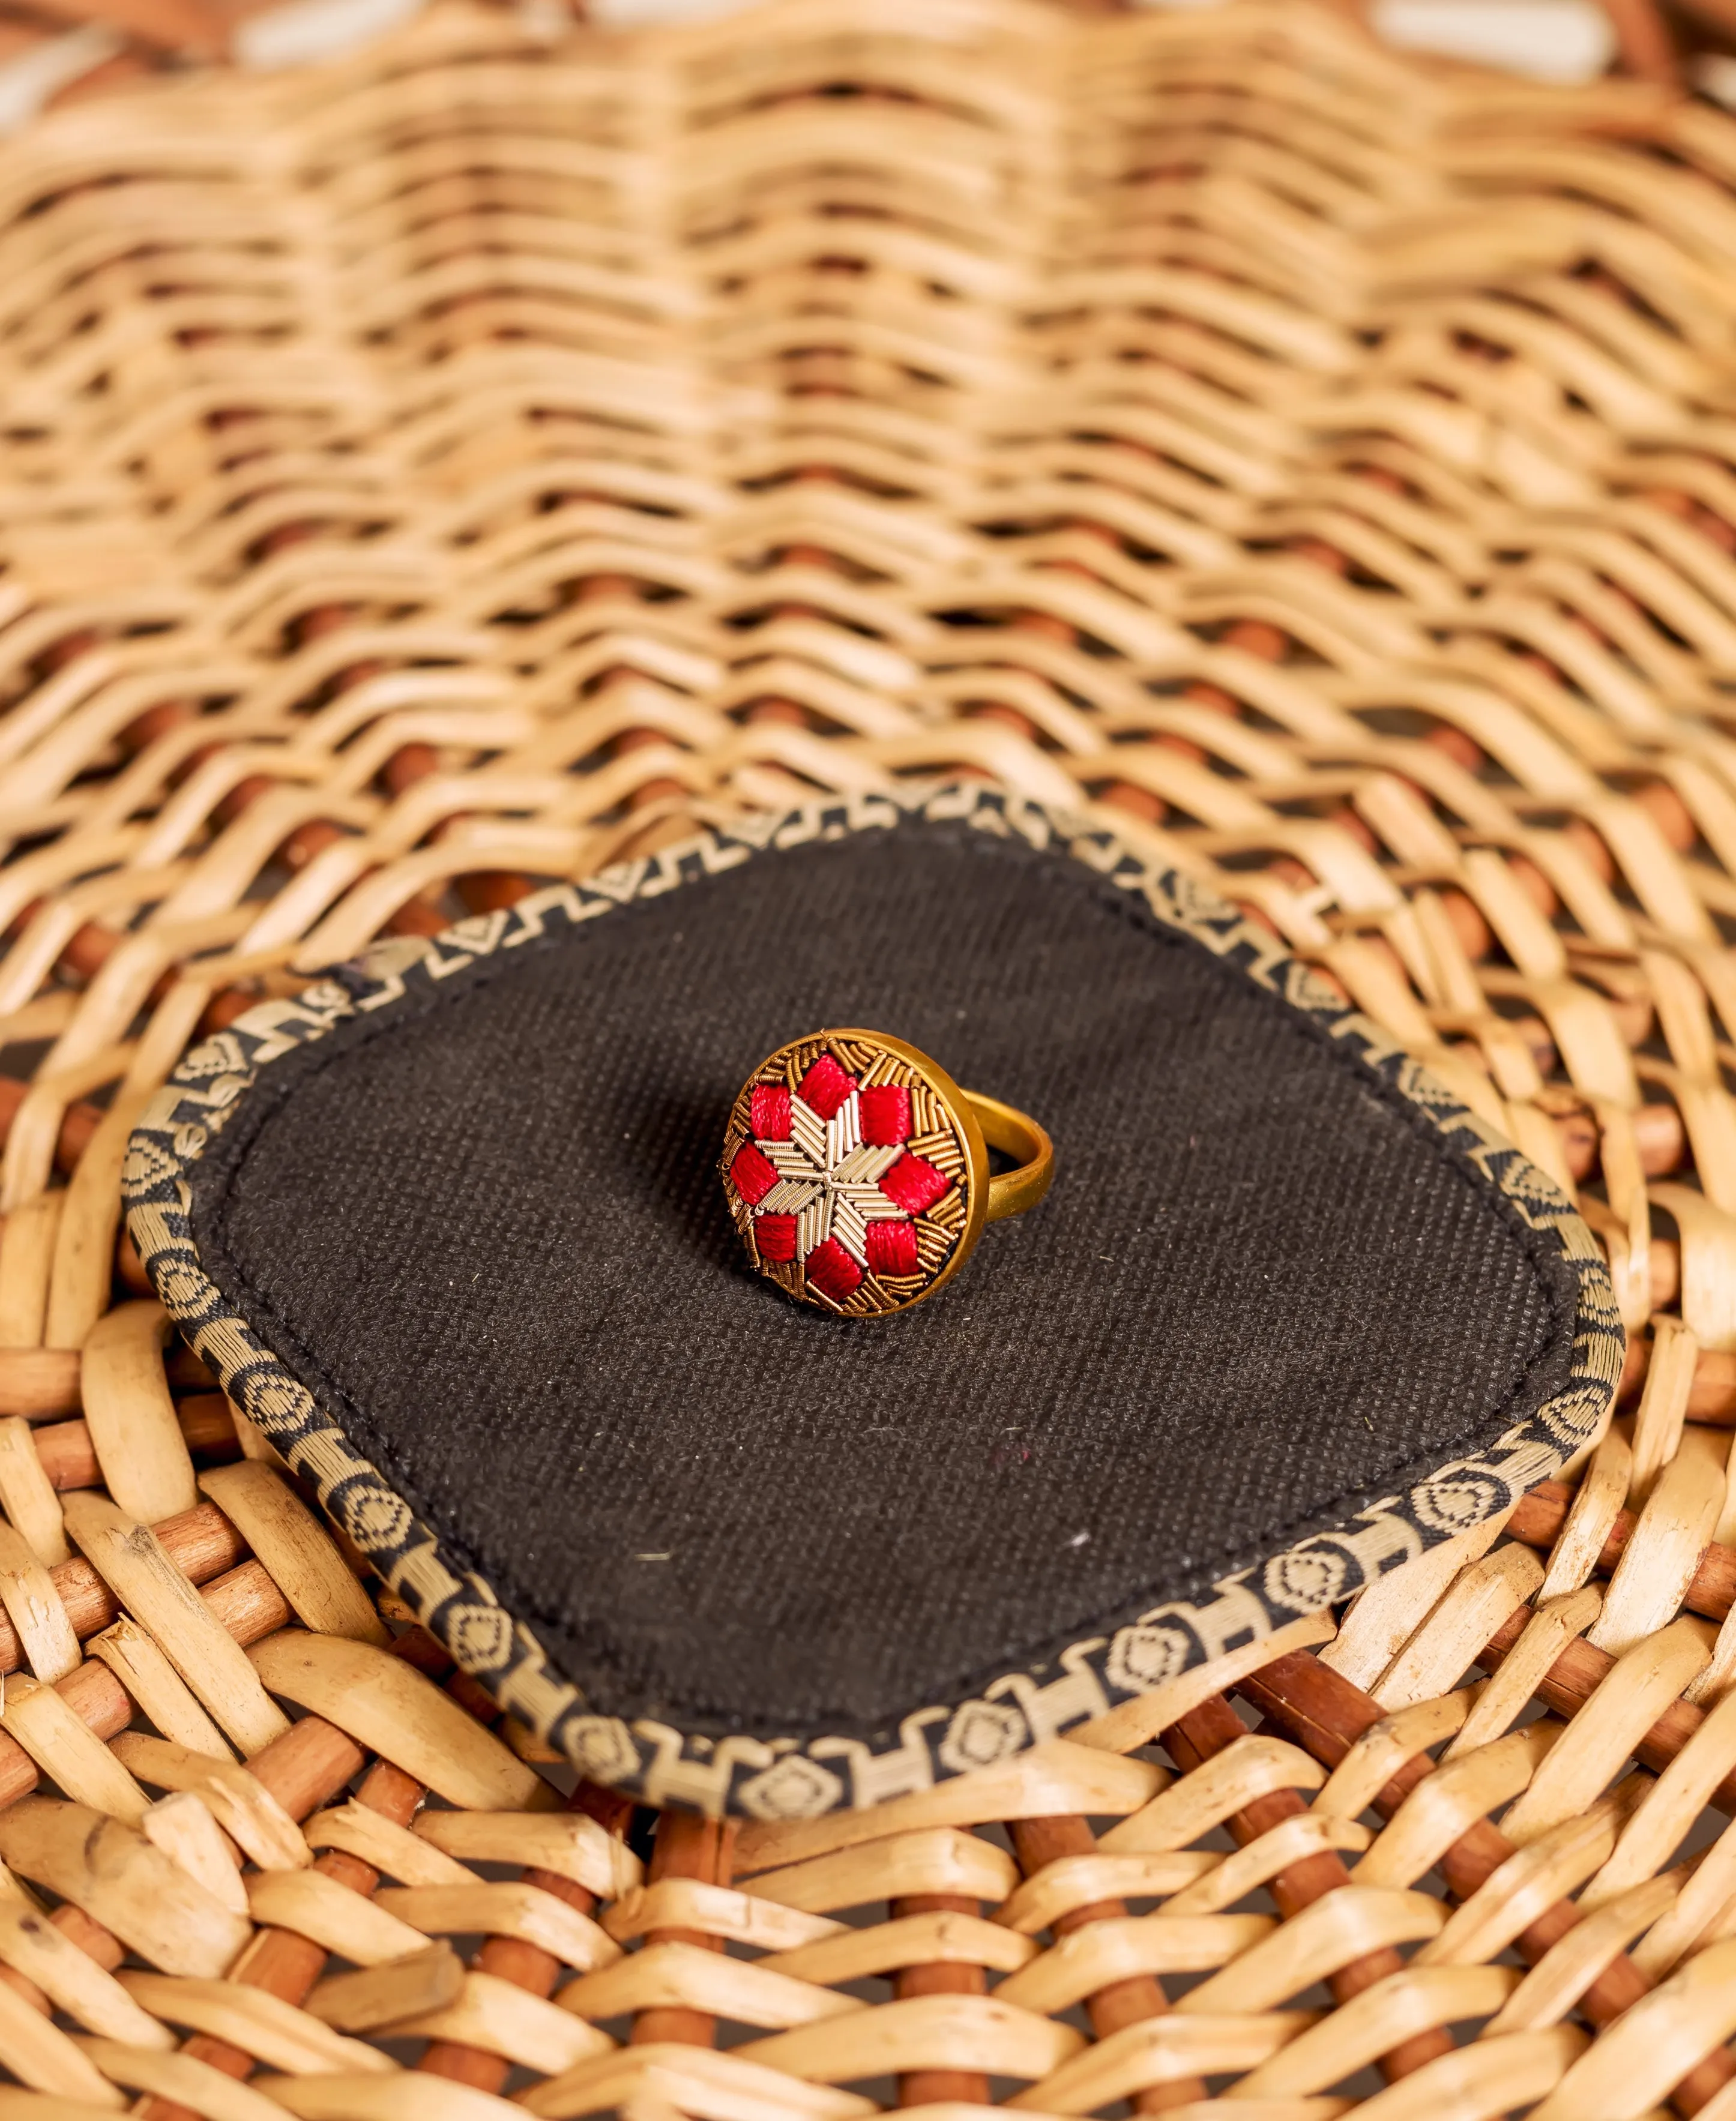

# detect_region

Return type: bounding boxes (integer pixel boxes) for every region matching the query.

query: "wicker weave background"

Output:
[10,0,1736,2113]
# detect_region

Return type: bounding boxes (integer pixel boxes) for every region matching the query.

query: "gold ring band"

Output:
[969,1089,1055,1226]
[721,1028,1054,1317]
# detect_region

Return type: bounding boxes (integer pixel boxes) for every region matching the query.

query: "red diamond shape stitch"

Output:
[730,1142,779,1207]
[879,1151,950,1216]
[750,1084,792,1140]
[858,1084,911,1146]
[755,1212,798,1263]
[797,1052,856,1122]
[865,1218,918,1278]
[805,1235,863,1303]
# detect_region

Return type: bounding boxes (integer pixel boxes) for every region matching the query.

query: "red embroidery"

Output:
[879,1151,950,1216]
[797,1053,855,1122]
[724,1035,969,1315]
[865,1218,918,1277]
[730,1142,779,1206]
[858,1085,911,1146]
[750,1085,791,1140]
[805,1236,863,1302]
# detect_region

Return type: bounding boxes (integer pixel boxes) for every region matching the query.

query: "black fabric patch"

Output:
[188,822,1573,1740]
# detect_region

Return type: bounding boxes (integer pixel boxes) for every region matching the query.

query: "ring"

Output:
[720,1027,1054,1317]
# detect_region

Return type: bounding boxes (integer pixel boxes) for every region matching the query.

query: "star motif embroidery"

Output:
[729,1056,951,1300]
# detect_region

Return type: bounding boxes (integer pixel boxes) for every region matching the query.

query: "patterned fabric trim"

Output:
[124,784,1623,1820]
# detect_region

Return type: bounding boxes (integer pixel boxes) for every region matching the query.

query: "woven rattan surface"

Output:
[13,0,1736,2113]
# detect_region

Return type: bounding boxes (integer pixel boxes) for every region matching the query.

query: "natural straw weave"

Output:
[11,0,1736,2113]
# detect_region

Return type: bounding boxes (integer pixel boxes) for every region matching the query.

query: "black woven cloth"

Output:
[184,813,1582,1744]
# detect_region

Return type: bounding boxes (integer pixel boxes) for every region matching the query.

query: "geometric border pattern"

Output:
[123,781,1624,1820]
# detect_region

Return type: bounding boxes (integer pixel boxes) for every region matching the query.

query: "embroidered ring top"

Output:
[720,1027,1054,1316]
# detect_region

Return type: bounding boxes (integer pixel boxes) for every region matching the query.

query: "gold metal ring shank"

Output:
[966,1091,1055,1224]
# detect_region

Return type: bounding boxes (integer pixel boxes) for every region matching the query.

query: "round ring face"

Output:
[722,1030,978,1316]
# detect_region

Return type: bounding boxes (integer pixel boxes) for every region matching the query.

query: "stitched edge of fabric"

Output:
[123,783,1623,1819]
[185,808,1579,1735]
